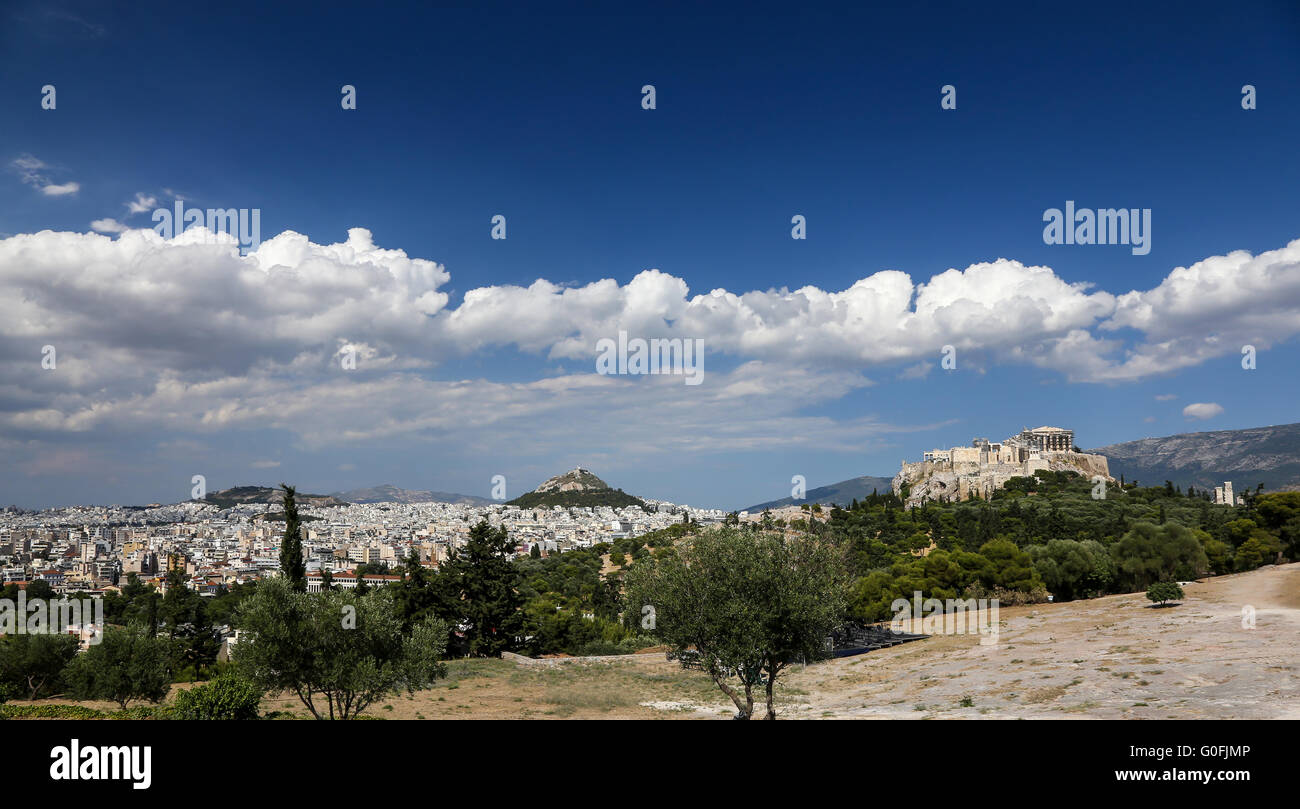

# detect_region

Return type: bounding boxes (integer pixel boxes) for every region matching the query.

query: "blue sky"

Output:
[1,0,1298,509]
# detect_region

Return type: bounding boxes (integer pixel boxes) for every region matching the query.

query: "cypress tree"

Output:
[279,483,307,592]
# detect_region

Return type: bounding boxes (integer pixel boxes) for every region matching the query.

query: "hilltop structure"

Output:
[894,426,1111,506]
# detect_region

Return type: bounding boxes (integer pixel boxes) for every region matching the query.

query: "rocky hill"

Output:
[199,486,346,509]
[1092,423,1300,493]
[508,468,647,510]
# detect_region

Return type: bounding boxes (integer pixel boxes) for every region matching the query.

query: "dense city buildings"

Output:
[0,496,726,601]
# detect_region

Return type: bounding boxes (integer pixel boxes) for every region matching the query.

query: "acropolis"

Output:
[893,426,1112,506]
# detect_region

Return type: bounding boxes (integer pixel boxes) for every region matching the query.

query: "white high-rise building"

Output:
[1214,481,1236,506]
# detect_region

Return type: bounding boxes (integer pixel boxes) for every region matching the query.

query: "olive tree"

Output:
[234,576,447,720]
[0,632,81,700]
[65,628,173,710]
[626,527,848,719]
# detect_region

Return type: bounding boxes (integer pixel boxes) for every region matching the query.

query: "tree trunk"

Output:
[764,673,777,719]
[709,670,751,719]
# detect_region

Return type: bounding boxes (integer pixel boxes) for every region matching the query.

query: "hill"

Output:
[331,484,493,506]
[1092,422,1300,493]
[199,485,347,509]
[508,468,647,510]
[743,475,895,512]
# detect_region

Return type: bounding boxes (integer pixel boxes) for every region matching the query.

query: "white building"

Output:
[1214,481,1236,506]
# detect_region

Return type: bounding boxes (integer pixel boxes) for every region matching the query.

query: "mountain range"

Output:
[742,475,896,512]
[1091,422,1300,493]
[199,486,347,509]
[330,484,494,506]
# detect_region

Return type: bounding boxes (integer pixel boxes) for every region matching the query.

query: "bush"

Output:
[1146,581,1184,606]
[169,673,264,720]
[0,703,168,720]
[1,704,111,719]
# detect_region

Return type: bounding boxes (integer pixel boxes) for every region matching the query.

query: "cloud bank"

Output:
[0,226,1295,453]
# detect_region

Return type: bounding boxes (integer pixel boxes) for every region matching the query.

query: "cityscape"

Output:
[0,481,727,605]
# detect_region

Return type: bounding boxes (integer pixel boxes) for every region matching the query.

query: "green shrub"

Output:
[0,703,171,719]
[169,673,263,720]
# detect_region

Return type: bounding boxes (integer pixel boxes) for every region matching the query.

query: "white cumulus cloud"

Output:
[1183,402,1224,420]
[90,218,127,234]
[0,226,1295,459]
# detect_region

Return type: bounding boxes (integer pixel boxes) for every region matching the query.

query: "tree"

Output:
[279,483,307,592]
[434,519,523,657]
[1028,539,1115,601]
[625,528,848,719]
[26,579,54,601]
[65,628,172,710]
[161,568,220,678]
[1234,534,1282,571]
[234,577,447,720]
[392,550,436,629]
[0,632,81,700]
[976,538,1041,592]
[1146,581,1184,607]
[1113,522,1208,590]
[1255,492,1300,560]
[1201,536,1233,574]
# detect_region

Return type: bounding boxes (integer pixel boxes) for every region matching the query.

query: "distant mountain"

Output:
[199,486,347,509]
[331,484,494,506]
[1092,423,1300,493]
[743,475,896,512]
[507,468,647,510]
